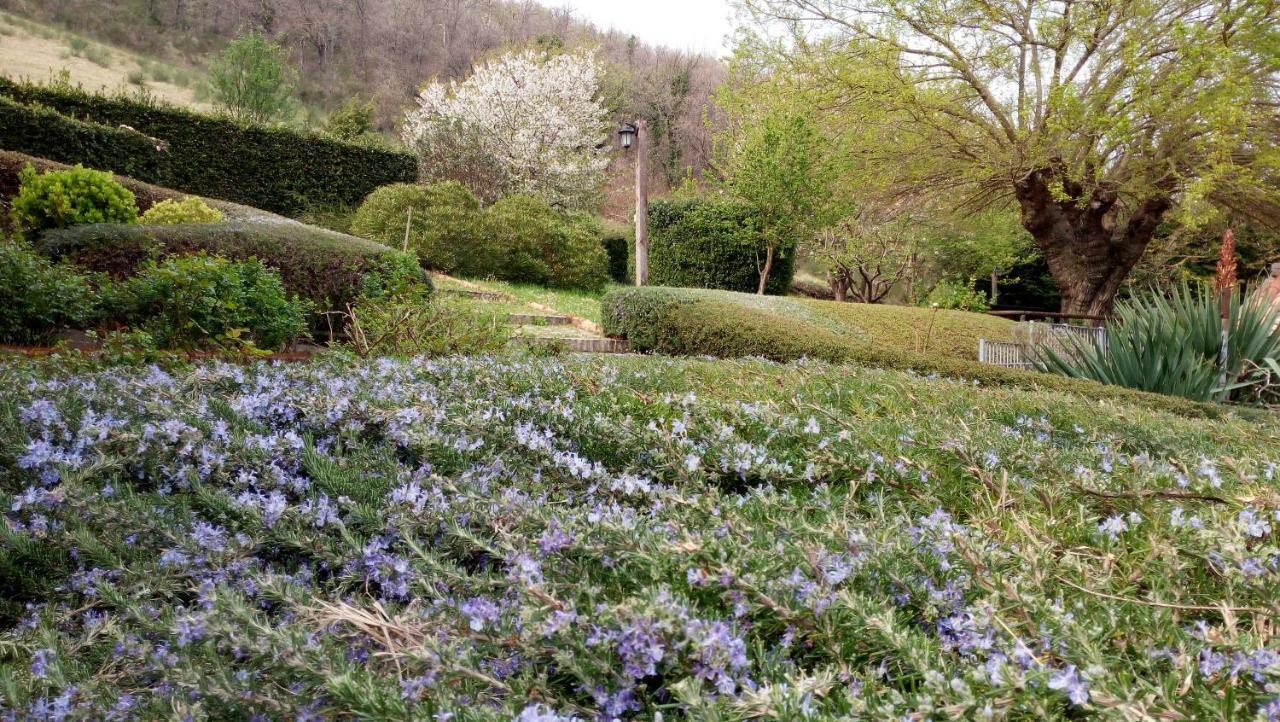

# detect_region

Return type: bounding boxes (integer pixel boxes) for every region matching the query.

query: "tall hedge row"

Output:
[647,199,795,295]
[0,96,169,182]
[0,78,417,216]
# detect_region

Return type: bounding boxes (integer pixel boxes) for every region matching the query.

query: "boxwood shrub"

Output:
[0,96,170,183]
[487,195,609,291]
[0,78,416,216]
[38,221,426,320]
[648,199,794,295]
[601,286,1217,416]
[9,164,138,237]
[350,182,491,275]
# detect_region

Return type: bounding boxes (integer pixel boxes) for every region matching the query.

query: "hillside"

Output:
[0,11,206,109]
[0,0,724,187]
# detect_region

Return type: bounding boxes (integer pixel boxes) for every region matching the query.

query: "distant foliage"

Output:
[403,48,610,209]
[209,31,297,123]
[1036,283,1280,402]
[0,78,416,216]
[647,199,792,294]
[350,182,489,275]
[923,279,992,313]
[486,195,608,291]
[112,253,308,350]
[0,239,99,342]
[140,197,223,225]
[0,95,170,183]
[9,164,137,237]
[583,216,631,283]
[324,96,377,142]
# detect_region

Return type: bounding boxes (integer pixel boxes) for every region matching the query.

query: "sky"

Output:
[551,0,737,57]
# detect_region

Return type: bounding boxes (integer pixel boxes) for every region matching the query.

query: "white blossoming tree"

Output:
[403,48,610,210]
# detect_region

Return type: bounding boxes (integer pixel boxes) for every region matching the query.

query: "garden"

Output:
[2,0,1280,718]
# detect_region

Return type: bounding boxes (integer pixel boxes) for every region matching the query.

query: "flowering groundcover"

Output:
[1,354,1278,720]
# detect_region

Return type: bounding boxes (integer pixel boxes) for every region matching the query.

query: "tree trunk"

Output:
[756,244,774,295]
[829,272,848,302]
[989,271,998,306]
[1014,168,1171,317]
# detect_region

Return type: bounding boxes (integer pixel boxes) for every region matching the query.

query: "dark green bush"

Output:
[350,182,490,274]
[0,239,99,343]
[9,164,138,237]
[38,221,426,320]
[487,195,608,291]
[0,96,170,182]
[576,215,630,283]
[647,199,794,294]
[601,286,1218,417]
[111,253,308,350]
[0,78,416,216]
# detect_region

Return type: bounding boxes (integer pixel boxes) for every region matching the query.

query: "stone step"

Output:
[507,313,575,326]
[516,336,629,353]
[440,288,506,301]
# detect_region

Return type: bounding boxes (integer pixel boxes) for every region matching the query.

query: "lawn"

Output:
[2,352,1278,719]
[440,277,627,326]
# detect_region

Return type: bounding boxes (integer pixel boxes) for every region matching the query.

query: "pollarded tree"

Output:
[403,47,611,211]
[740,0,1280,315]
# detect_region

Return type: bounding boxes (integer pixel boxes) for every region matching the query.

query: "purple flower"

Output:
[30,648,55,679]
[1047,664,1089,705]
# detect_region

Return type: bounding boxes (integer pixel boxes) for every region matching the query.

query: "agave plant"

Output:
[1035,282,1280,402]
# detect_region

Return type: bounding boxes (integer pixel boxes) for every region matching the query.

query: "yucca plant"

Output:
[1035,282,1280,402]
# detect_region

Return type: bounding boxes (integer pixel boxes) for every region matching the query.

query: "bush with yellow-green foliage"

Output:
[9,164,137,237]
[139,197,224,225]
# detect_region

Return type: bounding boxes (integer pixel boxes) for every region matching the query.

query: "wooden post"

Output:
[633,119,649,287]
[403,206,413,252]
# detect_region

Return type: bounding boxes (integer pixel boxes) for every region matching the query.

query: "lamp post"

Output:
[618,121,648,286]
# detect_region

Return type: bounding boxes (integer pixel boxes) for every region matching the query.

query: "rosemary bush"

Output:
[0,355,1277,719]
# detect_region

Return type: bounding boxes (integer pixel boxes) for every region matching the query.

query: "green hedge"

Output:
[0,150,280,221]
[601,286,1222,417]
[38,221,425,319]
[0,96,169,183]
[0,78,416,216]
[648,199,794,295]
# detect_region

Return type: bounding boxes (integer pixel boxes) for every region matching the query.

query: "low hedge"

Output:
[601,286,1222,417]
[38,221,425,318]
[648,199,795,295]
[0,96,169,183]
[0,78,416,216]
[0,150,282,222]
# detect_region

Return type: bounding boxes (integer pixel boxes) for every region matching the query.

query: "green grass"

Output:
[459,279,625,325]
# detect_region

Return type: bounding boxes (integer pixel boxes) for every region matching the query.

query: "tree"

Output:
[816,216,925,303]
[324,96,377,141]
[402,47,610,210]
[739,0,1280,315]
[716,107,836,294]
[209,31,297,124]
[925,210,1037,305]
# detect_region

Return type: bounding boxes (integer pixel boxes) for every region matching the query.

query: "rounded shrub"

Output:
[647,199,794,295]
[111,252,309,350]
[350,181,490,274]
[923,279,991,312]
[487,195,608,291]
[9,164,138,237]
[0,239,99,343]
[140,197,224,225]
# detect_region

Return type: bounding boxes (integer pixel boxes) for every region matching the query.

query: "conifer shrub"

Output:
[9,164,138,237]
[139,197,223,225]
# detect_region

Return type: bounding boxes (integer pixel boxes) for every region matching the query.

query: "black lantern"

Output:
[617,122,638,150]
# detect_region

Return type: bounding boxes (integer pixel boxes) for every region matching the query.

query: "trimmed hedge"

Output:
[0,96,169,183]
[0,78,416,216]
[601,286,1222,417]
[38,221,425,318]
[350,181,490,275]
[648,199,795,295]
[0,150,285,222]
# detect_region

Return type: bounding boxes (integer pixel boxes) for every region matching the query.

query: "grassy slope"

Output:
[0,11,207,109]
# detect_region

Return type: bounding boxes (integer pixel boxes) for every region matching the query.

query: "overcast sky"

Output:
[551,0,737,57]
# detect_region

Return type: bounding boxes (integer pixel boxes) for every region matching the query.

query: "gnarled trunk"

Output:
[1014,168,1171,317]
